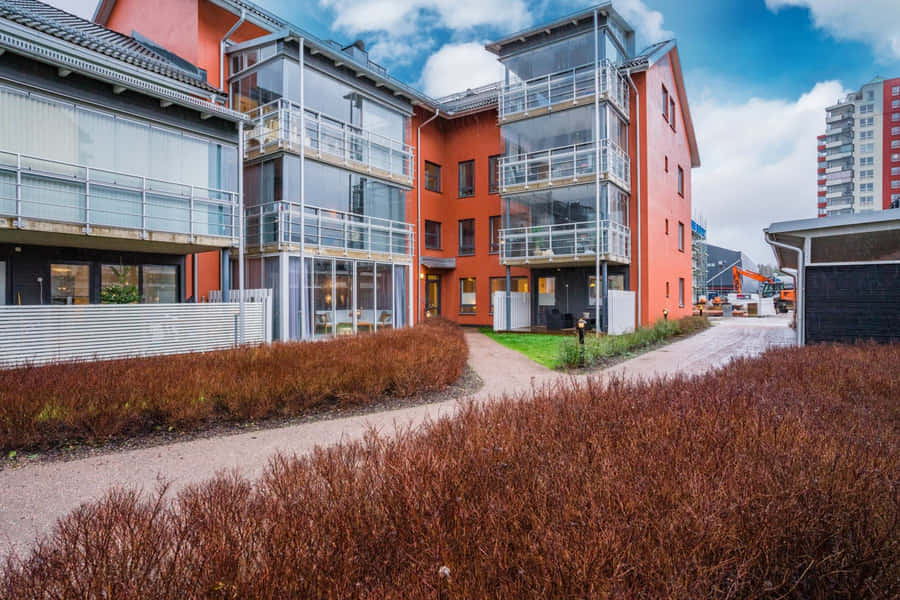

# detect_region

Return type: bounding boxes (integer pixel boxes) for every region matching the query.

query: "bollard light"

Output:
[663,308,669,321]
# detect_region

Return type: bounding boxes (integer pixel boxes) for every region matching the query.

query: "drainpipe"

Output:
[624,69,641,330]
[220,9,246,92]
[593,8,601,334]
[764,231,804,346]
[237,119,245,343]
[416,107,440,323]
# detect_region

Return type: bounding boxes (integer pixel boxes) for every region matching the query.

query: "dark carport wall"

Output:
[765,209,900,345]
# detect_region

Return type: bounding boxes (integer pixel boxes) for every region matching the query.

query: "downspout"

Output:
[624,69,641,329]
[237,119,245,343]
[764,231,803,346]
[416,107,440,323]
[593,8,601,334]
[220,9,246,92]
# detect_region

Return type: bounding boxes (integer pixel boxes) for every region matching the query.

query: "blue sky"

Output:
[52,0,900,262]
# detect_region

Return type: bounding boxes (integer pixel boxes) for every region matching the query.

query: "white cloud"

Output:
[419,41,504,98]
[766,0,900,60]
[692,80,849,264]
[318,0,532,36]
[613,0,672,46]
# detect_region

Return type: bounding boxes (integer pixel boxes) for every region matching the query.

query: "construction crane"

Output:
[732,266,795,313]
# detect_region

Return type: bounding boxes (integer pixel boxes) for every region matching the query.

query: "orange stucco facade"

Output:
[101,0,696,329]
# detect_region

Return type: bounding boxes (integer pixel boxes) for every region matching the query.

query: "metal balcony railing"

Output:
[0,150,238,244]
[498,220,630,264]
[499,60,629,121]
[244,99,414,185]
[245,201,414,258]
[499,139,630,193]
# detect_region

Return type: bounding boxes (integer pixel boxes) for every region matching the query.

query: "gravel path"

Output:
[0,316,794,560]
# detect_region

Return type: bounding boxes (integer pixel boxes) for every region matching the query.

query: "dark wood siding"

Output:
[805,263,900,343]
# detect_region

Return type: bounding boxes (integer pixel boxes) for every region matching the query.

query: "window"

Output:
[893,126,900,135]
[662,85,669,121]
[664,155,668,172]
[859,103,874,114]
[892,166,900,176]
[859,117,874,126]
[893,99,900,109]
[860,169,874,178]
[670,99,676,130]
[893,85,900,96]
[861,143,875,153]
[459,278,476,314]
[142,265,178,303]
[50,264,90,305]
[677,165,684,196]
[489,215,502,254]
[678,278,685,308]
[678,221,685,252]
[860,195,874,205]
[894,113,900,122]
[666,281,670,298]
[458,218,475,255]
[860,182,874,192]
[425,220,441,250]
[893,140,900,149]
[488,155,500,194]
[860,156,874,166]
[458,159,474,197]
[100,264,139,303]
[893,180,900,189]
[859,130,873,140]
[424,161,441,192]
[489,276,528,313]
[893,153,900,162]
[665,218,669,235]
[866,90,874,101]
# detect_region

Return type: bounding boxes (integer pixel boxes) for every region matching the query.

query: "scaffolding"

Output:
[691,216,708,303]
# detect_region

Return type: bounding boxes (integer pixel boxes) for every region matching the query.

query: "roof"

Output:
[625,40,700,168]
[1,0,219,94]
[485,2,633,55]
[433,82,501,117]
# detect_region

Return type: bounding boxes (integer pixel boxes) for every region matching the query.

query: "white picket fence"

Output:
[0,302,269,368]
[493,291,531,331]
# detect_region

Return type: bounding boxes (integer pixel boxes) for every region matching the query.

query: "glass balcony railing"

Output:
[498,220,630,264]
[245,201,414,258]
[499,139,630,193]
[499,60,629,121]
[244,99,414,185]
[0,150,238,244]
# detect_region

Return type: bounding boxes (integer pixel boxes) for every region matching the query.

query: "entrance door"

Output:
[425,274,441,317]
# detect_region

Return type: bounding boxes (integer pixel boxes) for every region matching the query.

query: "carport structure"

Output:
[765,209,900,345]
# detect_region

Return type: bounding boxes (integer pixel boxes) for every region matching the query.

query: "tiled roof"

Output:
[0,0,219,94]
[435,82,500,115]
[620,39,673,71]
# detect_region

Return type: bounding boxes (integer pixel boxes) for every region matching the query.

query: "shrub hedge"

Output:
[3,343,897,598]
[0,318,467,451]
[558,315,710,368]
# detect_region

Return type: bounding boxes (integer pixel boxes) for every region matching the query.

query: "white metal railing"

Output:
[0,302,268,368]
[826,112,853,124]
[499,139,630,192]
[245,201,414,258]
[498,220,630,263]
[244,99,414,184]
[0,150,239,244]
[499,60,629,121]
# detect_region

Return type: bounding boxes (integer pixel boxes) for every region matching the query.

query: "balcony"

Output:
[499,60,629,123]
[0,150,238,249]
[826,111,853,124]
[244,99,414,187]
[244,201,413,261]
[499,140,630,195]
[498,220,630,267]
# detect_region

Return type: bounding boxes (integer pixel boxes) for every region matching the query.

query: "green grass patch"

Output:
[478,327,566,369]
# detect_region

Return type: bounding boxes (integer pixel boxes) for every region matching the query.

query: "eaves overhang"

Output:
[0,18,250,124]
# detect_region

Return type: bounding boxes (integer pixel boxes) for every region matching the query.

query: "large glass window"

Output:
[502,105,595,155]
[231,60,286,113]
[458,219,475,255]
[142,265,178,303]
[538,276,556,306]
[489,276,528,313]
[50,264,90,305]
[459,277,476,314]
[100,264,139,304]
[376,264,393,328]
[313,259,334,335]
[458,160,475,197]
[489,155,500,194]
[334,260,353,333]
[303,161,405,221]
[503,32,594,82]
[505,185,597,227]
[425,220,442,249]
[356,262,375,332]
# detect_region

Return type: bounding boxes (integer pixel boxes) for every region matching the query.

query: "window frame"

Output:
[662,84,669,121]
[678,277,685,308]
[488,154,500,195]
[459,277,477,314]
[678,221,685,252]
[677,165,684,197]
[669,98,676,131]
[458,159,475,198]
[489,215,502,254]
[424,161,441,193]
[424,220,442,250]
[458,218,475,256]
[489,276,528,314]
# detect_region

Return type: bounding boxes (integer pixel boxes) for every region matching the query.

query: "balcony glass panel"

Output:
[500,139,630,192]
[498,220,630,263]
[503,32,594,82]
[503,105,595,155]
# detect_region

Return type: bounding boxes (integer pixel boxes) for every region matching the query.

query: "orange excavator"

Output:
[732,266,795,313]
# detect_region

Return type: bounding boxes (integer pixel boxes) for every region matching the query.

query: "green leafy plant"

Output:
[100,266,140,304]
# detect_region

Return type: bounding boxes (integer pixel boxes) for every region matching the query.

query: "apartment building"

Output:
[83,0,699,336]
[0,0,245,307]
[819,76,900,217]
